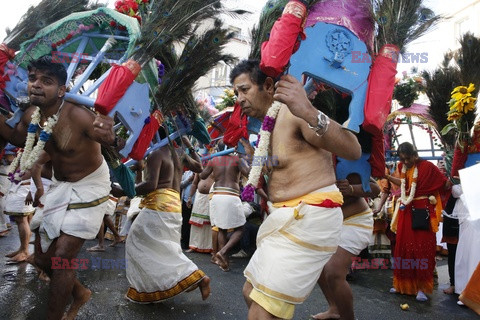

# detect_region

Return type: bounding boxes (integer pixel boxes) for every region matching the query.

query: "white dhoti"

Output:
[210,187,245,229]
[30,160,111,251]
[4,181,35,216]
[119,196,142,237]
[0,169,11,232]
[126,188,206,303]
[339,209,374,255]
[188,191,212,252]
[244,185,343,319]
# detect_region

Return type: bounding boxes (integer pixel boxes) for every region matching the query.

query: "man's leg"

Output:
[47,233,88,320]
[87,220,105,252]
[211,227,219,264]
[313,247,356,320]
[8,215,31,262]
[181,200,192,249]
[104,215,124,246]
[312,269,340,319]
[216,226,244,270]
[249,301,282,320]
[243,281,254,308]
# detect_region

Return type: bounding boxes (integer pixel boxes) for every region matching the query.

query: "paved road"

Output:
[0,226,477,320]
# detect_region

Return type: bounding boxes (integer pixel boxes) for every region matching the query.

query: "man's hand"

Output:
[336,179,354,196]
[33,188,44,207]
[187,197,193,208]
[93,114,115,145]
[273,75,317,123]
[25,192,33,206]
[239,138,255,157]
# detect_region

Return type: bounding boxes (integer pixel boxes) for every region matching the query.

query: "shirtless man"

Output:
[312,175,380,320]
[230,60,361,319]
[187,172,215,253]
[117,134,211,303]
[199,150,249,271]
[0,56,116,319]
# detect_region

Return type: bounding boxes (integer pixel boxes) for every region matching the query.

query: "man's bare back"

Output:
[207,155,241,191]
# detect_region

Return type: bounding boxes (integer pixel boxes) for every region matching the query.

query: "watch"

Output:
[307,110,330,136]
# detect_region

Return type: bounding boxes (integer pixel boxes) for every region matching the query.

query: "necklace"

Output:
[8,101,64,183]
[400,164,418,206]
[241,101,282,201]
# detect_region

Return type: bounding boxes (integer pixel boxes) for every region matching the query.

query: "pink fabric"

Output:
[305,0,374,51]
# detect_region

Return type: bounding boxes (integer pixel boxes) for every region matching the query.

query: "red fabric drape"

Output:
[451,143,468,178]
[369,133,385,178]
[129,110,164,160]
[363,44,399,136]
[0,44,15,90]
[260,0,307,78]
[223,102,248,147]
[94,59,141,115]
[398,160,446,196]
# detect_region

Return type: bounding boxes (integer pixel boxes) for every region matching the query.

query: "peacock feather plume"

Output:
[154,19,236,118]
[372,0,441,53]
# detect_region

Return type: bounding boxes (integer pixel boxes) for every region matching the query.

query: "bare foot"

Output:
[7,251,29,263]
[443,286,455,295]
[109,236,126,247]
[215,252,229,272]
[199,276,211,300]
[64,286,92,320]
[87,245,105,252]
[210,254,219,265]
[5,249,20,258]
[311,310,340,319]
[0,230,9,237]
[26,253,35,265]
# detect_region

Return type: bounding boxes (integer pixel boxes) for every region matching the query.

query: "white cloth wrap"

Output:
[189,191,210,225]
[4,182,34,215]
[30,160,111,251]
[244,185,343,305]
[339,209,374,256]
[126,207,200,297]
[210,194,245,229]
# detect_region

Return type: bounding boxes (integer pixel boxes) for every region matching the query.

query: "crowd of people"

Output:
[0,56,479,320]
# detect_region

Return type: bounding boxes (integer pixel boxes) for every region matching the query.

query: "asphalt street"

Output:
[0,226,477,320]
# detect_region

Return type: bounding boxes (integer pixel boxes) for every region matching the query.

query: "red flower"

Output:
[134,15,142,24]
[66,34,72,40]
[110,21,117,27]
[120,5,129,13]
[118,25,127,31]
[142,0,149,3]
[114,0,124,9]
[51,44,57,49]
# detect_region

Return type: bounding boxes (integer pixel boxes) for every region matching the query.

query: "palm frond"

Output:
[3,0,91,51]
[130,0,226,66]
[422,53,461,151]
[155,19,237,117]
[373,0,441,53]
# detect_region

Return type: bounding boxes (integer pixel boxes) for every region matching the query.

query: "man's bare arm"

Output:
[199,163,213,180]
[135,152,161,195]
[273,75,361,160]
[0,107,35,147]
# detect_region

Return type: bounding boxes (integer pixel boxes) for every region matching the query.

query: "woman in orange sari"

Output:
[387,142,450,301]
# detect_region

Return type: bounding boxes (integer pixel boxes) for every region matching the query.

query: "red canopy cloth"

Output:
[0,44,15,90]
[94,59,141,115]
[223,102,248,147]
[129,110,164,160]
[363,44,399,137]
[260,0,307,78]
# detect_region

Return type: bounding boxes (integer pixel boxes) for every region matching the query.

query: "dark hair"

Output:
[397,142,418,157]
[28,56,67,86]
[229,59,267,88]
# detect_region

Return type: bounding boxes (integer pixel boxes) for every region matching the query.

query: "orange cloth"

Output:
[460,262,480,315]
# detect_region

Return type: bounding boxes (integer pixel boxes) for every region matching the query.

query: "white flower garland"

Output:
[8,102,63,183]
[400,164,418,206]
[241,101,282,201]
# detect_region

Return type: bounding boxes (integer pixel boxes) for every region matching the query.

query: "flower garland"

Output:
[241,101,282,201]
[8,102,63,183]
[399,164,418,206]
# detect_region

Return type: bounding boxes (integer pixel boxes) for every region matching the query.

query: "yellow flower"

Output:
[451,83,475,100]
[463,98,476,113]
[447,111,462,121]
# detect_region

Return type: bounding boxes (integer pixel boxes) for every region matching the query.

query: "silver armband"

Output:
[307,110,330,136]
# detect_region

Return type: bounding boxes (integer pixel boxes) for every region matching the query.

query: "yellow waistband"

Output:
[140,188,181,213]
[272,191,343,208]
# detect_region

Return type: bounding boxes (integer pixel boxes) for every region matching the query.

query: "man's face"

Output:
[27,68,65,108]
[398,153,418,169]
[232,73,273,119]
